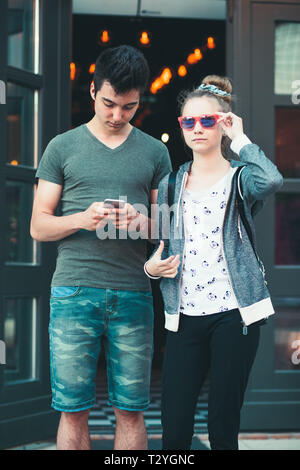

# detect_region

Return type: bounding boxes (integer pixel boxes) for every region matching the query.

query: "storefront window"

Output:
[5,180,35,264]
[275,107,300,178]
[4,297,37,383]
[274,22,300,95]
[275,302,300,370]
[275,193,300,265]
[6,82,36,167]
[7,0,39,74]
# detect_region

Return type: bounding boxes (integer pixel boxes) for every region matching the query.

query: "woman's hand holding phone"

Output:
[146,240,180,278]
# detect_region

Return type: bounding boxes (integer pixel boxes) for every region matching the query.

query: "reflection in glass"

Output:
[7,0,37,73]
[7,82,35,167]
[275,194,300,265]
[275,22,300,95]
[4,297,36,383]
[275,107,300,178]
[5,181,34,263]
[275,304,300,370]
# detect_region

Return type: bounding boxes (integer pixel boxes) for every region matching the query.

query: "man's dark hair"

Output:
[93,45,150,96]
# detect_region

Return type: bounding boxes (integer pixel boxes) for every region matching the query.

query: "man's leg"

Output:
[57,409,91,450]
[113,408,147,450]
[49,286,106,450]
[105,289,154,450]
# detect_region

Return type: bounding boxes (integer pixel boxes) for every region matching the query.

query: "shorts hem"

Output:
[107,399,150,412]
[51,399,95,413]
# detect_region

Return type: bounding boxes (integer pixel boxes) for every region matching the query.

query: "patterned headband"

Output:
[198,83,231,97]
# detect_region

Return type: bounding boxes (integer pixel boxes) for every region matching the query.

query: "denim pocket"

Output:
[50,286,81,299]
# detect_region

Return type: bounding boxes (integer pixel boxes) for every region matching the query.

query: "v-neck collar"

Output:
[82,123,136,153]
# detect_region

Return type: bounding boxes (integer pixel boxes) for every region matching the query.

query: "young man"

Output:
[30,45,172,450]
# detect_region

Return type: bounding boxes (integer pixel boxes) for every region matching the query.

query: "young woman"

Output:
[144,75,283,450]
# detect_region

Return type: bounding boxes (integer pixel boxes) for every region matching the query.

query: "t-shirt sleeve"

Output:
[151,144,173,190]
[35,137,63,185]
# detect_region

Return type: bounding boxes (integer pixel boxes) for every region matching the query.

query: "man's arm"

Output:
[30,179,110,242]
[30,179,83,242]
[140,188,158,244]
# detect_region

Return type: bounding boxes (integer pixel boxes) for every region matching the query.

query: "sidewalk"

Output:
[7,433,300,450]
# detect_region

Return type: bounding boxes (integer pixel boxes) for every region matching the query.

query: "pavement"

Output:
[7,433,300,450]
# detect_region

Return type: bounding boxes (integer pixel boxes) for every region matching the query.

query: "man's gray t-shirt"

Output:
[36,124,172,291]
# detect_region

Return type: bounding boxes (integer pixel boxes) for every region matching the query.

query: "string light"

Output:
[161,68,172,84]
[178,65,187,77]
[150,68,172,94]
[207,37,216,49]
[99,30,110,44]
[150,41,216,93]
[187,53,197,65]
[70,62,76,81]
[139,31,150,46]
[194,48,203,60]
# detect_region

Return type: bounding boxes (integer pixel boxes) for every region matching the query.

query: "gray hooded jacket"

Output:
[145,136,284,332]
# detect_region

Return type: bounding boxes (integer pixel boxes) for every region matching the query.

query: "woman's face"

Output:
[180,97,224,155]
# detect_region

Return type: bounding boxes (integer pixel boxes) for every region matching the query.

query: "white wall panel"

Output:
[73,0,138,16]
[73,0,226,19]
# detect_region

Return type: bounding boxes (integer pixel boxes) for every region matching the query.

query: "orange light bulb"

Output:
[178,65,187,77]
[187,53,197,65]
[100,30,110,43]
[70,62,76,81]
[140,31,150,45]
[207,37,216,49]
[194,48,203,60]
[161,67,172,84]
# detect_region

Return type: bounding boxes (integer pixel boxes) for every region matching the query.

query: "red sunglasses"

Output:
[178,114,221,130]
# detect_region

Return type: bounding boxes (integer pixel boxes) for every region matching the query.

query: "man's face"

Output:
[91,80,140,133]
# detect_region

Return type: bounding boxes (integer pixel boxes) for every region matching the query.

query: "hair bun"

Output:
[202,75,232,96]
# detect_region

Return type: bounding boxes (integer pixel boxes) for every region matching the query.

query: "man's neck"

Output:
[86,117,133,148]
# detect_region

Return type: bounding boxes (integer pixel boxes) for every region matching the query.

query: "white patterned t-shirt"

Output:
[179,166,239,316]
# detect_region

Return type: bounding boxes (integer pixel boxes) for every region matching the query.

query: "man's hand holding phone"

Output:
[79,201,113,231]
[79,199,143,233]
[104,200,141,231]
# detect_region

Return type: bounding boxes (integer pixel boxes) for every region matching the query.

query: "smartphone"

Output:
[103,199,126,209]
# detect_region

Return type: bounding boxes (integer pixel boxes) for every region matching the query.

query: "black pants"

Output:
[161,308,260,450]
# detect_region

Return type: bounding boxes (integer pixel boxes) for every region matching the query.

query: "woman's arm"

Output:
[218,112,284,205]
[231,134,284,203]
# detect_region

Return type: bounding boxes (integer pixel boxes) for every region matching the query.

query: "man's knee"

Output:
[61,408,90,422]
[113,407,144,424]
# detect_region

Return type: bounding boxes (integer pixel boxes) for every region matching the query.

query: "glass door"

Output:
[241,1,300,430]
[0,0,72,448]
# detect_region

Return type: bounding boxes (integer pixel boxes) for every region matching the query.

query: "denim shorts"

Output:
[49,286,154,413]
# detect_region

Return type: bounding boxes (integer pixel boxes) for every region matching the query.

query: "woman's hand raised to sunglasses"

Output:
[145,240,180,278]
[216,111,244,141]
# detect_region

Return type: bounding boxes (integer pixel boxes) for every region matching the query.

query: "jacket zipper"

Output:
[176,175,187,317]
[236,184,268,287]
[220,177,249,336]
[219,215,248,335]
